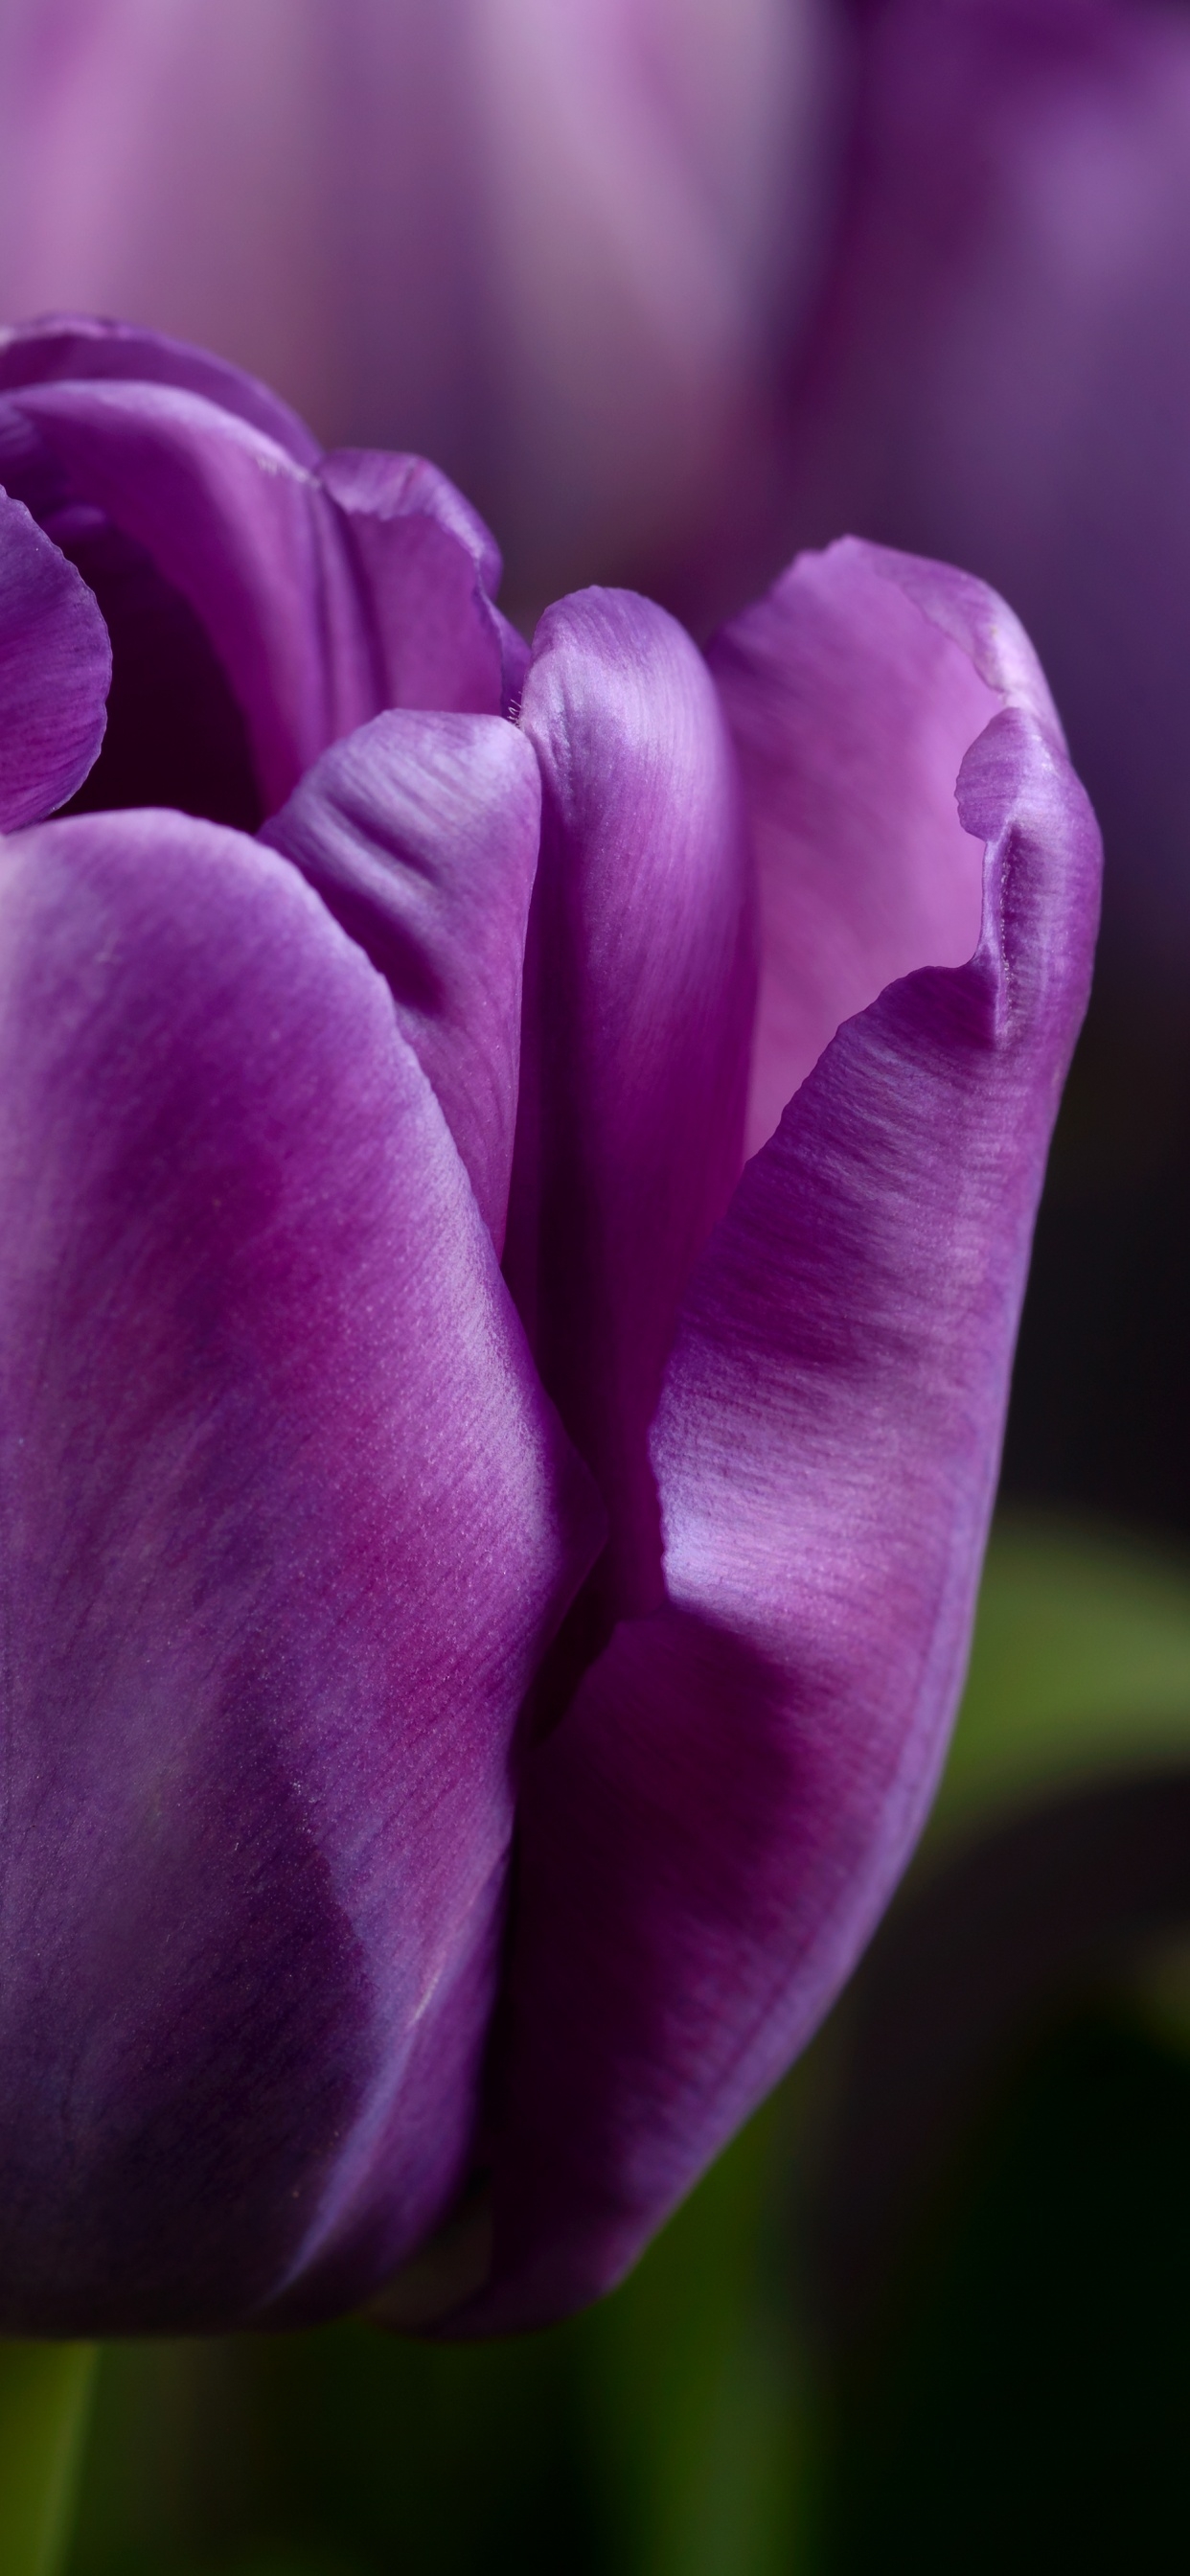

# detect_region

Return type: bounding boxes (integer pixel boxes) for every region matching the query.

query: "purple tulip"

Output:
[0,317,1098,2336]
[761,0,1190,974]
[0,0,840,620]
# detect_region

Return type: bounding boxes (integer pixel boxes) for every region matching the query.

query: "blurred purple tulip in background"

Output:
[0,0,1179,968]
[0,0,841,621]
[767,0,1190,981]
[0,319,1097,2335]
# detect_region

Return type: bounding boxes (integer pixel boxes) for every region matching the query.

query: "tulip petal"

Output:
[318,449,510,718]
[321,446,503,602]
[0,398,263,830]
[4,380,507,812]
[0,483,109,826]
[0,806,601,2334]
[0,310,322,463]
[459,550,1100,2332]
[709,536,1003,1154]
[4,378,363,808]
[506,587,755,1624]
[263,709,540,1251]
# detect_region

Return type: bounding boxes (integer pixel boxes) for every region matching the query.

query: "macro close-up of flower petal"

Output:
[0,317,1100,2346]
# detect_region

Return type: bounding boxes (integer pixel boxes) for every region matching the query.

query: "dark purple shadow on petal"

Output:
[505,587,755,1633]
[2,377,367,811]
[263,709,540,1250]
[0,1684,372,2339]
[5,382,514,814]
[452,554,1101,2336]
[462,1606,810,2326]
[0,396,261,828]
[57,516,262,829]
[266,1864,509,2330]
[0,481,109,828]
[0,807,600,2334]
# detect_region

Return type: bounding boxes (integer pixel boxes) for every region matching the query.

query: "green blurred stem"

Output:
[0,2343,97,2576]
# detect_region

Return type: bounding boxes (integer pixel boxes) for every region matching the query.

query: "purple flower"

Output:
[0,318,1098,2336]
[762,0,1190,975]
[0,0,838,617]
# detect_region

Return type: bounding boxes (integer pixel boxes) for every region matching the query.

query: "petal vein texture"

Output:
[0,807,600,2334]
[462,542,1100,2332]
[0,481,109,825]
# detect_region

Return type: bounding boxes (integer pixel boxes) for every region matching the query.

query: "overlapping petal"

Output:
[0,480,109,825]
[0,2,837,616]
[462,546,1100,2332]
[708,536,999,1153]
[0,288,1103,2349]
[317,448,516,720]
[0,805,600,2334]
[4,377,361,809]
[0,359,509,816]
[0,376,499,803]
[505,587,755,1625]
[263,709,540,1251]
[0,310,321,461]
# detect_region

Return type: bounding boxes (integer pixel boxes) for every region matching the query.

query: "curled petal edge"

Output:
[442,556,1101,2334]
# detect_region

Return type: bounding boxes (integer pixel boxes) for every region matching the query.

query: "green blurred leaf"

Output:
[0,2343,95,2576]
[65,2085,818,2576]
[933,1512,1190,1839]
[580,2071,816,2576]
[825,2012,1190,2573]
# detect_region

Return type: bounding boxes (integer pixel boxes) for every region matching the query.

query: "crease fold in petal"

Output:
[457,545,1100,2334]
[505,586,755,1626]
[263,708,541,1251]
